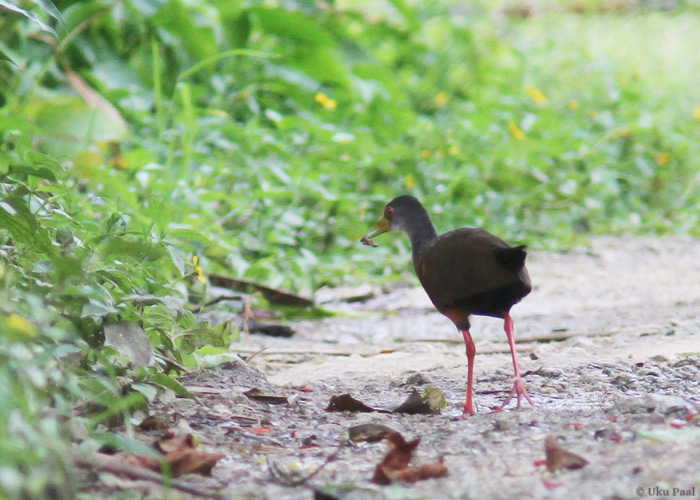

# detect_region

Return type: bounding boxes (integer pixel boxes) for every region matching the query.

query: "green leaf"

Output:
[104,322,153,368]
[166,243,185,277]
[0,0,58,37]
[252,7,350,86]
[253,7,333,46]
[81,299,118,319]
[149,373,196,399]
[89,391,148,426]
[131,382,158,402]
[10,164,57,181]
[0,198,54,255]
[29,0,63,24]
[177,48,276,81]
[0,47,17,66]
[22,95,128,157]
[153,0,218,61]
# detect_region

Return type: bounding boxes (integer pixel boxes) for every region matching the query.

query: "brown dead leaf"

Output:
[155,434,197,454]
[372,432,447,485]
[138,415,169,431]
[244,388,289,405]
[208,274,313,306]
[391,458,448,483]
[124,433,224,478]
[326,394,382,413]
[545,435,589,473]
[348,423,396,443]
[163,448,223,477]
[392,389,438,415]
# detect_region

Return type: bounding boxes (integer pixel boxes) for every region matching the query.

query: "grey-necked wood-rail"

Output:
[361,195,533,415]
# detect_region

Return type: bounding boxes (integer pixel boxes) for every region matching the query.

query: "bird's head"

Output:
[360,195,424,246]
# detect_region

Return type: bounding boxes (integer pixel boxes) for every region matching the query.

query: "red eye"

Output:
[385,206,394,218]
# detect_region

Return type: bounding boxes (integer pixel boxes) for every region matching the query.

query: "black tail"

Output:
[494,245,527,273]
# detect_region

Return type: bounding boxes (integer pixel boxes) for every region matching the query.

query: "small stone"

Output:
[613,394,695,416]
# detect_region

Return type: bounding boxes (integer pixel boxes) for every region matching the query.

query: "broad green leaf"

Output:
[253,7,350,86]
[22,95,128,157]
[253,7,333,46]
[149,373,196,399]
[131,382,158,402]
[0,198,54,255]
[62,0,109,33]
[89,392,148,426]
[0,0,58,37]
[29,0,63,24]
[104,322,153,368]
[166,243,185,277]
[81,299,118,319]
[153,0,218,61]
[10,164,57,181]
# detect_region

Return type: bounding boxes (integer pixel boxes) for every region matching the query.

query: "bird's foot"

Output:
[462,402,476,417]
[500,376,534,410]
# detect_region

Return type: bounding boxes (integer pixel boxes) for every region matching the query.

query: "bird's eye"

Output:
[385,206,394,218]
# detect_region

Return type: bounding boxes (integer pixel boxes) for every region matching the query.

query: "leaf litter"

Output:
[77,237,700,499]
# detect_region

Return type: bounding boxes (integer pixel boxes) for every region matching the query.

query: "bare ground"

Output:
[139,236,700,500]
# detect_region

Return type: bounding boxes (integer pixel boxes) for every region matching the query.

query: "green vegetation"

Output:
[1,0,700,497]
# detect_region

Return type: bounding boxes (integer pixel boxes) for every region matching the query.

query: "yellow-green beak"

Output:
[360,216,390,247]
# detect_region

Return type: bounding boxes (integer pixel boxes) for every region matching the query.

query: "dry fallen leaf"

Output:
[372,431,448,485]
[545,436,589,473]
[124,433,224,478]
[348,423,395,443]
[208,274,313,306]
[244,387,289,405]
[392,388,444,415]
[138,415,169,431]
[325,394,381,413]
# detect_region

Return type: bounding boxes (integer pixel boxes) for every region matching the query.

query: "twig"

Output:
[71,449,225,499]
[267,442,346,487]
[243,346,270,363]
[242,295,252,343]
[190,294,246,313]
[154,353,191,374]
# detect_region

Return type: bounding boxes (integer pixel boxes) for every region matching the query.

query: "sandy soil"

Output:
[141,236,700,500]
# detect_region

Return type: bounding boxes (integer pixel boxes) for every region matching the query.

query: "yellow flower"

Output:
[420,149,430,159]
[614,127,630,138]
[448,145,460,155]
[508,121,525,141]
[436,149,444,158]
[360,203,368,218]
[7,314,37,337]
[525,85,547,104]
[192,256,206,283]
[589,111,598,119]
[314,92,337,110]
[434,92,449,108]
[694,107,700,121]
[568,100,580,111]
[655,153,670,165]
[405,173,415,189]
[632,70,641,80]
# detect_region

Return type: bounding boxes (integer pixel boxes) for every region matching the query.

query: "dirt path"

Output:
[149,237,700,500]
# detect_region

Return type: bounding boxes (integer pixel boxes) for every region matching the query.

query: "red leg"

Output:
[461,330,476,415]
[500,312,534,410]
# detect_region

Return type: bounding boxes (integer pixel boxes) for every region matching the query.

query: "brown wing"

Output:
[415,228,530,310]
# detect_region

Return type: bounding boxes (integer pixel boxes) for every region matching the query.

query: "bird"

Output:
[361,195,533,415]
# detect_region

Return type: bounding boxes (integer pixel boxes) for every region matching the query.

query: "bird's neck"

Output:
[404,213,438,266]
